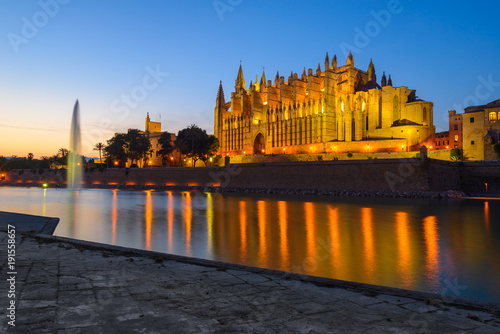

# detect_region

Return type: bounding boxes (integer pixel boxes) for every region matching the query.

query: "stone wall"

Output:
[2,159,498,195]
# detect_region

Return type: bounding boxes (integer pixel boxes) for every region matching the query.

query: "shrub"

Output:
[18,170,24,175]
[347,153,353,158]
[38,168,44,175]
[450,148,463,161]
[316,155,323,161]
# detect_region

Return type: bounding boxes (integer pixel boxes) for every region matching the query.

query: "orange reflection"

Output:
[167,191,173,253]
[145,190,152,250]
[361,207,376,279]
[304,202,317,273]
[423,216,439,283]
[328,206,341,276]
[111,190,118,245]
[206,193,214,256]
[485,201,490,232]
[396,212,413,288]
[278,201,289,270]
[257,201,268,267]
[183,192,192,256]
[239,201,248,262]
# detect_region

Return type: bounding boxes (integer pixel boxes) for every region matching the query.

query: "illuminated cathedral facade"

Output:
[214,52,435,156]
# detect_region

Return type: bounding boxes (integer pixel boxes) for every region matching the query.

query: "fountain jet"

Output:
[68,100,82,189]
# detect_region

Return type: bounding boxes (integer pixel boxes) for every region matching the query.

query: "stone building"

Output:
[432,110,463,150]
[214,52,435,157]
[462,99,500,160]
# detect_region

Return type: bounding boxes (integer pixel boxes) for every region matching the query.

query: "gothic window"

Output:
[423,107,428,126]
[454,135,459,142]
[470,117,474,123]
[489,112,497,121]
[454,124,458,131]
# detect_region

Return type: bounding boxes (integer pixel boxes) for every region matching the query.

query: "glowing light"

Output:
[170,157,174,160]
[446,146,449,149]
[263,101,268,105]
[283,148,286,151]
[262,149,265,153]
[310,146,313,150]
[243,151,246,154]
[429,146,432,149]
[42,183,48,188]
[77,163,81,166]
[114,161,118,165]
[148,160,152,165]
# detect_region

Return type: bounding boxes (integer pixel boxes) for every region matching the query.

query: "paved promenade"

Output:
[1,231,499,333]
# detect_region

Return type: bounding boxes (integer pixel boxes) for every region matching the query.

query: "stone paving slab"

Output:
[0,231,499,333]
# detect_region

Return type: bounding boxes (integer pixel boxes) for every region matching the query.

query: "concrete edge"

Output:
[29,232,500,313]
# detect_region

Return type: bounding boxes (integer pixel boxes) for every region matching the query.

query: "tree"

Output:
[105,133,128,167]
[93,142,105,166]
[27,153,34,161]
[200,135,220,166]
[175,124,209,166]
[126,129,152,167]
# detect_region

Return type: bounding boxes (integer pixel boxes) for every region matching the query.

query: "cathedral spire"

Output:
[331,54,337,70]
[274,71,280,87]
[381,72,387,87]
[368,59,376,82]
[235,64,246,90]
[325,52,330,71]
[346,50,354,67]
[317,63,321,75]
[302,67,307,80]
[387,74,393,86]
[260,68,267,88]
[216,80,225,107]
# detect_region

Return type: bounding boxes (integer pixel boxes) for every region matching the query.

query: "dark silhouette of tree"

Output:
[93,142,105,166]
[175,124,210,167]
[158,132,175,165]
[27,153,34,161]
[105,133,128,167]
[126,129,152,167]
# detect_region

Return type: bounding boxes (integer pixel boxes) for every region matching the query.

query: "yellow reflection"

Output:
[111,190,117,245]
[485,201,490,232]
[257,201,268,266]
[145,190,152,250]
[423,216,439,283]
[361,207,376,279]
[183,192,192,256]
[167,191,174,253]
[278,201,289,270]
[396,212,413,288]
[206,193,214,256]
[304,202,317,273]
[239,201,247,261]
[42,188,47,216]
[328,206,341,275]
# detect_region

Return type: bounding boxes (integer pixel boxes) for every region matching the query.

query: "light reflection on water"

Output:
[1,187,499,304]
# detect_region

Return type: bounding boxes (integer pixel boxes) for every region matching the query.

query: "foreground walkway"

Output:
[1,232,499,333]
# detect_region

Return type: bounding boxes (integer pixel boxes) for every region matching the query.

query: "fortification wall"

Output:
[2,159,498,195]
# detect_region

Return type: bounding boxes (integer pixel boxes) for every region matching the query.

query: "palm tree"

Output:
[93,142,105,166]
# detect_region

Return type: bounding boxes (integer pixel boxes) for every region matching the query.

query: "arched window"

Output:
[423,107,428,126]
[489,112,497,121]
[393,95,399,122]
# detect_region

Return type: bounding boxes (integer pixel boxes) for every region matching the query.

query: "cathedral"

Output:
[214,52,435,156]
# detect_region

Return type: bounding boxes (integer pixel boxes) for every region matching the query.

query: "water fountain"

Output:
[67,100,82,188]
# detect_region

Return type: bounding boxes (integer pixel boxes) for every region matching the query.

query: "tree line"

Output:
[99,124,220,167]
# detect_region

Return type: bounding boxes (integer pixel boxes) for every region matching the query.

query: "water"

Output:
[1,186,499,304]
[67,100,82,188]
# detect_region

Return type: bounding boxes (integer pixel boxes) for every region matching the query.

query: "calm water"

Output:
[1,187,499,304]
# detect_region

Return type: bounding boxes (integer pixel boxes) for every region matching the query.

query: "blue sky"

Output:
[0,0,499,158]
